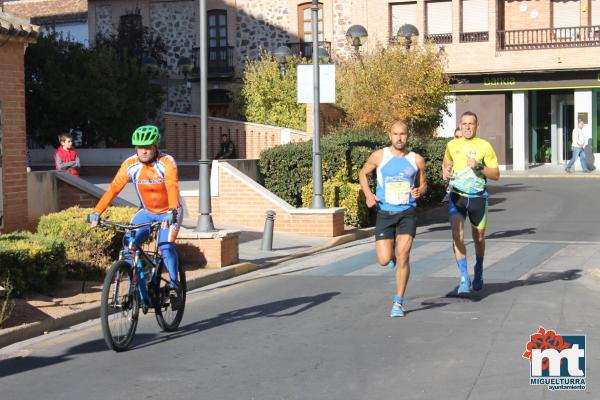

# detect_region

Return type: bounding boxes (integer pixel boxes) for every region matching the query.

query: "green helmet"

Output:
[132,125,160,146]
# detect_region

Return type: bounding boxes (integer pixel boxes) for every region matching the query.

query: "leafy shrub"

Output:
[337,43,450,135]
[37,206,137,278]
[0,275,15,327]
[241,50,307,131]
[0,232,66,295]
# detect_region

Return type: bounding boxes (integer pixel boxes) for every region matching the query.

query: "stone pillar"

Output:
[512,91,529,171]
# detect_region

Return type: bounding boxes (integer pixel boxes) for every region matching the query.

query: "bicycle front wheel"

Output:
[154,257,186,332]
[100,260,139,351]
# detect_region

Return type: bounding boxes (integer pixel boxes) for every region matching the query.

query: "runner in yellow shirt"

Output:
[442,111,500,294]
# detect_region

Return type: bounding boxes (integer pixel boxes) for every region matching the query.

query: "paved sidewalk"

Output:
[502,163,600,178]
[0,221,375,348]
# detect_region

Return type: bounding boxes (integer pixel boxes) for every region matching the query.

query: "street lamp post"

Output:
[196,0,215,232]
[345,24,368,57]
[398,24,419,50]
[273,45,292,78]
[310,0,325,209]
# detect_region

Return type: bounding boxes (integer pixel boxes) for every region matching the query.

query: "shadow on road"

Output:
[130,292,340,351]
[408,269,582,315]
[0,337,114,378]
[487,227,537,239]
[0,292,340,377]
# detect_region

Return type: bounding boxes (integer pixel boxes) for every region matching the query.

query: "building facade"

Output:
[86,0,600,170]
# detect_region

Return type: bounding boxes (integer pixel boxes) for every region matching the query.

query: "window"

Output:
[208,10,227,48]
[390,2,417,37]
[552,0,580,28]
[592,0,600,26]
[461,0,488,33]
[426,1,453,43]
[298,2,323,42]
[208,10,228,68]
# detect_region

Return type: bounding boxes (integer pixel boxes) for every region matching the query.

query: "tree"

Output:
[336,44,450,136]
[25,19,165,147]
[241,51,306,131]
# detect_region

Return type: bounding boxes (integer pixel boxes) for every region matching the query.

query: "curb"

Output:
[0,228,375,349]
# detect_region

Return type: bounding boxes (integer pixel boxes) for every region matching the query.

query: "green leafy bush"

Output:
[337,43,450,135]
[0,232,66,295]
[260,129,451,226]
[241,50,307,131]
[37,206,137,278]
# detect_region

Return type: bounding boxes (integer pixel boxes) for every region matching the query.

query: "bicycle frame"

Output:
[102,220,163,309]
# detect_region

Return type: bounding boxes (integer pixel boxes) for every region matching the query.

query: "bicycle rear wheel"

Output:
[100,260,139,351]
[154,257,186,332]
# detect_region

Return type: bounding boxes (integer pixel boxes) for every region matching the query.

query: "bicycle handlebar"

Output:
[98,219,162,232]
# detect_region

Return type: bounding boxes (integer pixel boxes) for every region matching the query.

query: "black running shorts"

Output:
[375,207,417,240]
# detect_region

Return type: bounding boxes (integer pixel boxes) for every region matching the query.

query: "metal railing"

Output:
[460,31,489,42]
[193,46,235,78]
[497,25,600,50]
[424,33,453,44]
[287,41,332,59]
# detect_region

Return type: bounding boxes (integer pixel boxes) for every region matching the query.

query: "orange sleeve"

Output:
[93,160,131,215]
[163,156,180,210]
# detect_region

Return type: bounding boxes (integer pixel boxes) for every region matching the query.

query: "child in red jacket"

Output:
[54,132,80,177]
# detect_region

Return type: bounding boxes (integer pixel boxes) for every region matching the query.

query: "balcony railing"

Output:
[193,46,235,78]
[287,41,332,59]
[497,25,600,50]
[460,31,489,42]
[424,33,452,44]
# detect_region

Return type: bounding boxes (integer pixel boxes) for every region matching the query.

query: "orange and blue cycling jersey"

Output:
[94,152,180,215]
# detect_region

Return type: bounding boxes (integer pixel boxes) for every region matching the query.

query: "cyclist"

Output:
[442,111,500,294]
[89,125,183,298]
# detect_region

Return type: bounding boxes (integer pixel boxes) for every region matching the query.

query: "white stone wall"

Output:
[235,0,290,72]
[332,0,354,59]
[149,1,196,73]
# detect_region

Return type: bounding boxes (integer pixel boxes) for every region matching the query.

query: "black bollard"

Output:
[260,210,276,251]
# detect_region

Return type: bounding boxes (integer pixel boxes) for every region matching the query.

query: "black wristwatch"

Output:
[475,162,484,171]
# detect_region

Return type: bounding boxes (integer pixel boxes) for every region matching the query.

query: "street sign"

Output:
[297,64,336,104]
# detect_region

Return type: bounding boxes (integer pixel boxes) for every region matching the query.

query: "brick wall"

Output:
[0,40,29,232]
[305,103,345,137]
[504,0,552,31]
[165,113,309,161]
[183,162,345,237]
[57,181,99,210]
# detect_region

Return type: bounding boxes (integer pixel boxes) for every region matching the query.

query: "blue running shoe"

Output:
[457,275,471,294]
[473,266,483,291]
[386,258,396,271]
[390,302,405,317]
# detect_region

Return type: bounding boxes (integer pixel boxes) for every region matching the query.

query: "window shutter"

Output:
[592,0,600,25]
[552,0,581,28]
[427,1,453,34]
[391,2,417,36]
[462,0,488,32]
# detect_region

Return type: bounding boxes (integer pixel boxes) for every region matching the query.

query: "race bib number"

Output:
[385,177,411,205]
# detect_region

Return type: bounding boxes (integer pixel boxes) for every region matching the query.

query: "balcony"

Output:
[192,46,235,79]
[287,41,332,59]
[460,31,489,43]
[424,33,452,44]
[497,25,600,50]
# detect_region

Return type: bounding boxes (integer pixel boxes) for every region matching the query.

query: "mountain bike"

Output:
[98,219,186,352]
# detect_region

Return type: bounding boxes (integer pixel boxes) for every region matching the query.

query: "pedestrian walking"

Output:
[565,118,590,173]
[359,121,427,317]
[442,111,500,293]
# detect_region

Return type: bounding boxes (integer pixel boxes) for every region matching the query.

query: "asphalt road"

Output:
[1,178,599,400]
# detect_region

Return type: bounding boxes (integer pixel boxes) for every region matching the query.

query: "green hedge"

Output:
[0,231,66,295]
[259,129,450,226]
[37,206,137,278]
